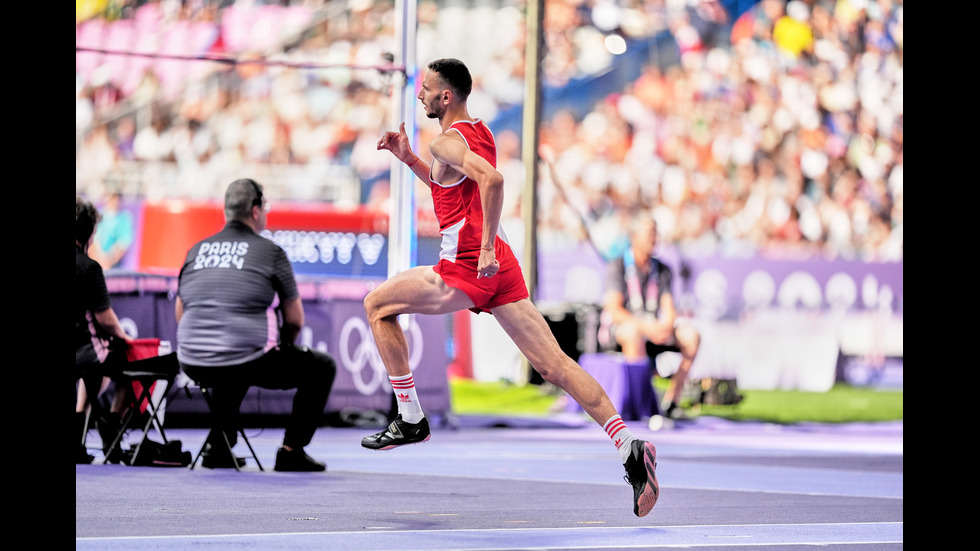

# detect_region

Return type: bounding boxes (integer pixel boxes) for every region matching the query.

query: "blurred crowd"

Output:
[76,0,903,262]
[533,0,903,262]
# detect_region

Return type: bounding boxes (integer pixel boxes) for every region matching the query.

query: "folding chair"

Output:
[102,338,179,465]
[183,376,264,472]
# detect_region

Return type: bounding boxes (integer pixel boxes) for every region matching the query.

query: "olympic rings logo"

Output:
[338,315,424,395]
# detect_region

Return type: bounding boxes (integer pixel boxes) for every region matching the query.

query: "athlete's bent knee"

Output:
[532,356,575,387]
[363,289,388,322]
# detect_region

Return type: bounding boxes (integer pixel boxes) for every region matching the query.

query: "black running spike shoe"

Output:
[623,440,659,517]
[361,415,431,450]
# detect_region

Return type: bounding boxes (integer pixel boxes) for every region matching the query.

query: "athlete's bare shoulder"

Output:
[429,129,467,184]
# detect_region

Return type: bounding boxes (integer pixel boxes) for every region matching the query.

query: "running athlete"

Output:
[367,58,659,517]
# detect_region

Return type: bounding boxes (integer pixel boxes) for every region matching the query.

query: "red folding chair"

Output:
[103,338,179,465]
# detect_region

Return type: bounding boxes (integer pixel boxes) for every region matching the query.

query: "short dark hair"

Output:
[76,196,101,245]
[224,178,263,221]
[428,58,472,101]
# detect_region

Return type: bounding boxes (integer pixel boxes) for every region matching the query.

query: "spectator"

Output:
[90,190,135,271]
[74,0,902,261]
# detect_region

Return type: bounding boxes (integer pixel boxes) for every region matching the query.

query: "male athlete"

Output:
[368,58,659,517]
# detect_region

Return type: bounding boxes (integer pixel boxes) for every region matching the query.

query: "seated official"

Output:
[76,196,134,464]
[176,178,337,472]
[600,214,701,424]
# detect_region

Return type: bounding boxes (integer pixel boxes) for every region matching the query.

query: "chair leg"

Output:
[129,402,167,466]
[80,408,92,446]
[190,386,264,471]
[143,393,170,445]
[189,440,206,470]
[103,377,173,465]
[238,428,263,471]
[190,387,219,470]
[219,430,241,472]
[102,409,132,465]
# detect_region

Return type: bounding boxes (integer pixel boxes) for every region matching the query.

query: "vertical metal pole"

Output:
[522,0,543,300]
[389,0,419,280]
[520,0,544,383]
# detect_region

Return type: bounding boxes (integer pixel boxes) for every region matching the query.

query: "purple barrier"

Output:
[536,244,903,318]
[565,353,661,420]
[535,246,903,391]
[106,274,451,420]
[301,291,450,414]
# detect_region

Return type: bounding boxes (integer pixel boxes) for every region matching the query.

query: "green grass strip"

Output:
[450,378,903,424]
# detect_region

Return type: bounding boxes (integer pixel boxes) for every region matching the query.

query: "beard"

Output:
[424,99,444,119]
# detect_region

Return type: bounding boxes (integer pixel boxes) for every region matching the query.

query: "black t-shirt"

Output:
[76,244,112,354]
[605,253,674,318]
[176,220,299,366]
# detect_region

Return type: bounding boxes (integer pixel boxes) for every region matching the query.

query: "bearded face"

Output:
[418,71,448,120]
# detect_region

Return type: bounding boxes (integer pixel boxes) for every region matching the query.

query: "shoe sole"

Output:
[636,442,659,517]
[274,466,327,472]
[365,433,432,451]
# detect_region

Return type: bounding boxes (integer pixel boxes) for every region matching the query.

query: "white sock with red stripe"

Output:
[390,373,424,423]
[603,415,637,464]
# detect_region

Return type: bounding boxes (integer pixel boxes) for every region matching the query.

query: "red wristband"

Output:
[407,156,419,168]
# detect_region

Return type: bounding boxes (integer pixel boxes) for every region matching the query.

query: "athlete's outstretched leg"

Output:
[361,266,472,450]
[491,299,659,517]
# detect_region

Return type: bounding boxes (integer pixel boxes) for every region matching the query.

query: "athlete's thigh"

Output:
[368,265,474,317]
[490,299,565,368]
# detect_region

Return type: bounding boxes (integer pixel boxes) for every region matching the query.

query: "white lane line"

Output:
[77,522,904,550]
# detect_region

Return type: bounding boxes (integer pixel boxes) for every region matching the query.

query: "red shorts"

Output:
[434,259,529,314]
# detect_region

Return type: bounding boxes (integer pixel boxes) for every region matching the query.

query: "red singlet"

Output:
[429,119,528,313]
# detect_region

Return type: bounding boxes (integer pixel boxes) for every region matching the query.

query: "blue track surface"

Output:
[77,415,903,550]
